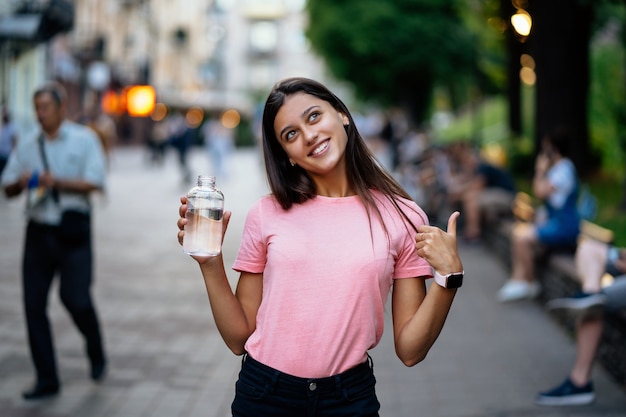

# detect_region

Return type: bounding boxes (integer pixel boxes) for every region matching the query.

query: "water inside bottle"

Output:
[183,207,223,256]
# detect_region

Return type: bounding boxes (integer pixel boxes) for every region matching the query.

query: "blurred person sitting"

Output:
[447,146,516,243]
[497,127,580,302]
[411,145,451,228]
[536,238,626,406]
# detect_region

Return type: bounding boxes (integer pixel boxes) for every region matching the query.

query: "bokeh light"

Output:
[511,10,532,37]
[126,85,156,117]
[101,90,121,115]
[186,106,204,128]
[151,102,168,121]
[520,54,535,70]
[221,109,241,128]
[520,67,536,86]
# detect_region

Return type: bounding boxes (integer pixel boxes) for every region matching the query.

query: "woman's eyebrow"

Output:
[301,105,320,117]
[279,105,321,138]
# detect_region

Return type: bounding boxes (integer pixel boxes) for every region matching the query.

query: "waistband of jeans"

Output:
[242,354,373,394]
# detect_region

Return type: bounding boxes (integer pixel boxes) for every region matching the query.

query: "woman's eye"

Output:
[285,130,296,141]
[308,112,320,122]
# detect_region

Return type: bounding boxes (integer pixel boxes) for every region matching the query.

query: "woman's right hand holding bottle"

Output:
[177,195,232,264]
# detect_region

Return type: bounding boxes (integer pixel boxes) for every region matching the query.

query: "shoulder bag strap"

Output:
[36,134,60,204]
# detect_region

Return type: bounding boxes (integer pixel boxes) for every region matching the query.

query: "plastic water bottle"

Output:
[183,175,224,256]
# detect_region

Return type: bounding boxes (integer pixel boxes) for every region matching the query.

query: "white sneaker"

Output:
[497,280,541,303]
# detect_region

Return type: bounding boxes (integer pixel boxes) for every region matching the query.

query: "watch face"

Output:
[447,274,463,289]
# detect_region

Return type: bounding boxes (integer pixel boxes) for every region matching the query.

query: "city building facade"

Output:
[1,0,338,141]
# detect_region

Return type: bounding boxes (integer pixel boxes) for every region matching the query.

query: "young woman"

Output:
[176,77,463,416]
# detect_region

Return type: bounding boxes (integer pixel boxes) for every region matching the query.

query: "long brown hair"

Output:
[261,77,425,234]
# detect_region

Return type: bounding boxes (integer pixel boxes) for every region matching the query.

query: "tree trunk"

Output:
[528,0,593,176]
[399,72,433,128]
[501,0,522,136]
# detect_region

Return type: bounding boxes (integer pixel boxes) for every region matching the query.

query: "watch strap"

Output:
[433,270,464,289]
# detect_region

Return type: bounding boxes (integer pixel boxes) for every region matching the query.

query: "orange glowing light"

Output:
[101,90,121,115]
[126,85,156,117]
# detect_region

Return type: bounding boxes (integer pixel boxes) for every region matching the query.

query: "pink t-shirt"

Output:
[232,192,432,378]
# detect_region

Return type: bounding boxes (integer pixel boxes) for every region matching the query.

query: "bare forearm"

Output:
[4,173,100,198]
[403,211,462,365]
[4,172,31,198]
[532,172,549,199]
[395,285,456,366]
[199,258,253,354]
[532,156,552,199]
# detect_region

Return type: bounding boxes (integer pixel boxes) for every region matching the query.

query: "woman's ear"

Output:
[340,113,349,126]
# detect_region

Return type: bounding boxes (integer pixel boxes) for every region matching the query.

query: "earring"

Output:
[344,122,350,126]
[289,159,295,166]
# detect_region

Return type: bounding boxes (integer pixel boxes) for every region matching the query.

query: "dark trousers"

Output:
[232,355,380,417]
[23,221,105,388]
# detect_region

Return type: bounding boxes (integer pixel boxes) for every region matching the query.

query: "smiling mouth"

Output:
[310,140,329,156]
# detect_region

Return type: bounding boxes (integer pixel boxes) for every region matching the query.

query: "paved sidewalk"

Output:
[0,146,625,417]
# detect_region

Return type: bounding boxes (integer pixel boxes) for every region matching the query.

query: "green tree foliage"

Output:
[590,33,625,175]
[588,3,626,177]
[305,0,478,124]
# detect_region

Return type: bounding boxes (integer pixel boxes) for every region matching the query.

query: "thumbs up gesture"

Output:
[415,211,463,275]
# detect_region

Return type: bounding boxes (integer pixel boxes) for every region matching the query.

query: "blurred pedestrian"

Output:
[148,119,170,166]
[176,77,464,416]
[169,111,192,182]
[77,93,117,165]
[537,238,626,406]
[498,127,580,302]
[202,115,235,180]
[379,108,408,172]
[0,81,108,400]
[0,107,18,176]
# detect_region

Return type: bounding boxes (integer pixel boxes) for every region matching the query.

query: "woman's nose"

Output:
[303,127,318,145]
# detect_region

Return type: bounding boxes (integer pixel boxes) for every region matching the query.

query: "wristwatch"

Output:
[433,270,464,289]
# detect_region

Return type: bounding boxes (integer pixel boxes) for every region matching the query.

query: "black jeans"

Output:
[23,221,105,388]
[232,355,380,417]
